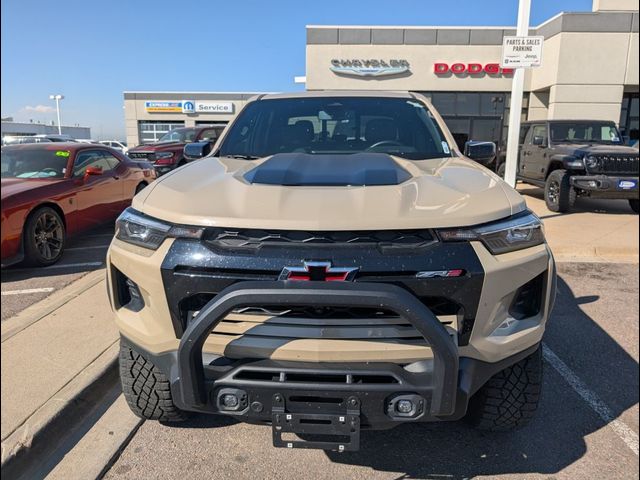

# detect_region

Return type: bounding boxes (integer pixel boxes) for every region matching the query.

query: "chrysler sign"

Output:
[330,59,410,77]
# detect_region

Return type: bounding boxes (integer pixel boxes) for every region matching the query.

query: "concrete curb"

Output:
[0,341,119,472]
[1,269,105,343]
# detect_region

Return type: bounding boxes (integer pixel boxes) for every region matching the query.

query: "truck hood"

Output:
[1,177,65,202]
[134,155,525,229]
[129,142,183,152]
[554,143,639,156]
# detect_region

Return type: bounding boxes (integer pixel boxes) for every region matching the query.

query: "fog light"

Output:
[387,394,424,419]
[221,394,239,408]
[396,400,413,414]
[216,388,248,412]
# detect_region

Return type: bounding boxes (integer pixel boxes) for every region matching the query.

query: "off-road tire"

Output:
[23,206,66,266]
[119,342,189,422]
[466,347,542,431]
[629,199,639,214]
[545,169,576,213]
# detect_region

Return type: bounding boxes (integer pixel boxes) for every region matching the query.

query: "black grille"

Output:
[588,155,639,175]
[128,151,154,161]
[204,228,436,252]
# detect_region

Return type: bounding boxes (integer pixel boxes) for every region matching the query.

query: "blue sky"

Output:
[1,0,592,140]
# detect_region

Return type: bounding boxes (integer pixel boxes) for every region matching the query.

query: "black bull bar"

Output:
[177,281,459,417]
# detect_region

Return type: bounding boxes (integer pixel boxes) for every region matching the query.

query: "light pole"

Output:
[49,94,64,135]
[503,0,531,187]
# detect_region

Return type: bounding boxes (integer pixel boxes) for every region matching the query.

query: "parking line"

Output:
[42,262,104,270]
[542,343,639,456]
[5,262,104,273]
[1,287,55,296]
[65,245,110,252]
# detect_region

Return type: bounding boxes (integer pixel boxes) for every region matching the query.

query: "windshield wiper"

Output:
[223,154,261,160]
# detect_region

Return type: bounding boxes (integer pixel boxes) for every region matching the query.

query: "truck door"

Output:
[520,124,547,180]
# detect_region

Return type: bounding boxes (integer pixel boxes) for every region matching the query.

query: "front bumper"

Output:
[120,279,543,429]
[571,175,639,198]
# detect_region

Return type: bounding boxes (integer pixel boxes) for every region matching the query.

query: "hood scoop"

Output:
[243,153,412,186]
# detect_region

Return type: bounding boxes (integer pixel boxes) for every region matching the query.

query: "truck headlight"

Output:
[565,157,584,168]
[115,208,203,250]
[153,152,174,159]
[439,211,545,255]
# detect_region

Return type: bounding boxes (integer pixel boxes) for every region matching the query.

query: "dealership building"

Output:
[124,0,638,152]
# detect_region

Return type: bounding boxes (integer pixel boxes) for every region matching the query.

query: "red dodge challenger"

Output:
[1,142,156,267]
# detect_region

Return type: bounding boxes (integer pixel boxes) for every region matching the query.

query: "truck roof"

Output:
[521,119,616,125]
[259,90,415,100]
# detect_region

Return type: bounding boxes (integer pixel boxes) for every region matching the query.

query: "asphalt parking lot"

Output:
[104,262,639,480]
[0,225,113,321]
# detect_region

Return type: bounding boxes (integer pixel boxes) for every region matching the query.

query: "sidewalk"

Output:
[518,185,639,263]
[0,270,117,464]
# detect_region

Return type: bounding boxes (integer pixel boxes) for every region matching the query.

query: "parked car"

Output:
[100,140,128,154]
[1,143,156,267]
[108,91,556,452]
[497,120,639,213]
[2,136,53,145]
[127,126,224,175]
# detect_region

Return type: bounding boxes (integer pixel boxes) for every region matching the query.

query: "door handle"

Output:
[112,175,120,180]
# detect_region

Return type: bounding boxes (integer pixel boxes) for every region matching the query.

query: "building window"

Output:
[422,92,528,154]
[620,92,639,145]
[138,121,185,144]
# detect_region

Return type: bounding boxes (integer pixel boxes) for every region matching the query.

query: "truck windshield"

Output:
[550,122,623,144]
[157,128,196,143]
[218,97,453,160]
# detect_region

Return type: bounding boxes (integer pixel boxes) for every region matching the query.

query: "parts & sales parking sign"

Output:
[501,36,544,68]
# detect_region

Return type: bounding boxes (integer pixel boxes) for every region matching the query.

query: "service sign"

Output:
[195,101,234,113]
[501,36,544,68]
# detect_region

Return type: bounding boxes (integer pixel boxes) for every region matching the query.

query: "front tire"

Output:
[497,163,506,179]
[545,169,575,213]
[629,199,639,214]
[466,347,543,431]
[119,342,189,422]
[23,207,66,266]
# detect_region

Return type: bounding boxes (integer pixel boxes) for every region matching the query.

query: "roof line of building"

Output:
[306,25,516,30]
[122,91,273,94]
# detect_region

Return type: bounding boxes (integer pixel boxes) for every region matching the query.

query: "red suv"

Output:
[127,126,224,175]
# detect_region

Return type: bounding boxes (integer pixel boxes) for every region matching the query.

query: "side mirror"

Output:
[85,166,103,176]
[532,135,546,146]
[464,141,496,165]
[183,142,212,161]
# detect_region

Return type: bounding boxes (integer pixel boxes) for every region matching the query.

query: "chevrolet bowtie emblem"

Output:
[279,261,359,282]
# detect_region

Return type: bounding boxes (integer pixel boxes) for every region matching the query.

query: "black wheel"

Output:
[497,163,506,179]
[466,347,542,431]
[545,169,576,213]
[23,207,66,266]
[119,342,189,422]
[629,199,639,214]
[135,182,147,195]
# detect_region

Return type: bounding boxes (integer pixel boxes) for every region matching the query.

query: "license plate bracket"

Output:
[272,394,361,452]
